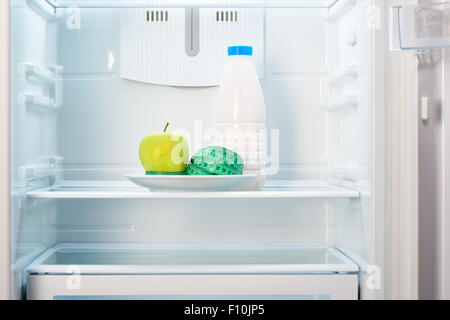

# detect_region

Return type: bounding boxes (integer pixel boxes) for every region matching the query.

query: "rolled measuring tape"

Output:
[187,146,244,176]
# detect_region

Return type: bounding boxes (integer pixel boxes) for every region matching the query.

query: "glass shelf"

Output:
[26,180,360,199]
[391,2,450,50]
[26,243,359,274]
[44,0,340,8]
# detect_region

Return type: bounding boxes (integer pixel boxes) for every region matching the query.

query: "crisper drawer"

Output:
[26,243,359,300]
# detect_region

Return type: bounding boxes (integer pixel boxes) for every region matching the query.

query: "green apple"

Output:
[139,123,189,174]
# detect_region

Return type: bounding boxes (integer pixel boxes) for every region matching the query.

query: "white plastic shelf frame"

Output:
[391,2,450,50]
[26,243,359,300]
[26,180,360,199]
[27,242,359,274]
[44,0,340,8]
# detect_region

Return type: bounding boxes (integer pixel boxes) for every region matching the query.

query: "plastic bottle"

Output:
[215,46,267,190]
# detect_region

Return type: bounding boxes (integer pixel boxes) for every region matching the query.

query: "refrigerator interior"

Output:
[9,0,375,299]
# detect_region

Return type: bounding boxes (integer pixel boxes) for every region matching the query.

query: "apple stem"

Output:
[164,122,170,133]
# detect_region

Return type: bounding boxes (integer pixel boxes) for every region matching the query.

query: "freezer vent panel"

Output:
[120,8,264,87]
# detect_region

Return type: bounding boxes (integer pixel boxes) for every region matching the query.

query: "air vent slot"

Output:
[147,10,169,22]
[216,11,238,22]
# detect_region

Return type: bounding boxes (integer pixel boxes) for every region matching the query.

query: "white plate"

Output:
[126,174,257,191]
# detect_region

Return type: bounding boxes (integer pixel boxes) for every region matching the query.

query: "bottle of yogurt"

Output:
[215,46,267,190]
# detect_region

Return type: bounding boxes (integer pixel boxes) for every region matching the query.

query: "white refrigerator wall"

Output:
[9,0,59,299]
[56,8,329,180]
[327,2,373,273]
[9,1,376,299]
[54,7,341,241]
[53,6,371,249]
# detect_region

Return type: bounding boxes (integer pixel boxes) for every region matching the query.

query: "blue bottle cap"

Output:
[228,46,253,56]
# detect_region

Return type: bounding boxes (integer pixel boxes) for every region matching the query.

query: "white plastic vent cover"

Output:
[120,8,264,87]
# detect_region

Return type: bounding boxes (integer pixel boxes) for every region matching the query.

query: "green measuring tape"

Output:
[187,146,244,176]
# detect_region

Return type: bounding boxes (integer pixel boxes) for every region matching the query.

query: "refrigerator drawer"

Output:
[25,243,359,300]
[27,274,358,300]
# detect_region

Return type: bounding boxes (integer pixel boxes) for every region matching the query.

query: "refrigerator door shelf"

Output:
[391,2,450,51]
[26,243,359,275]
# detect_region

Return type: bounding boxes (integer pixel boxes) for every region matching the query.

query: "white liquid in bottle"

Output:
[215,46,267,190]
